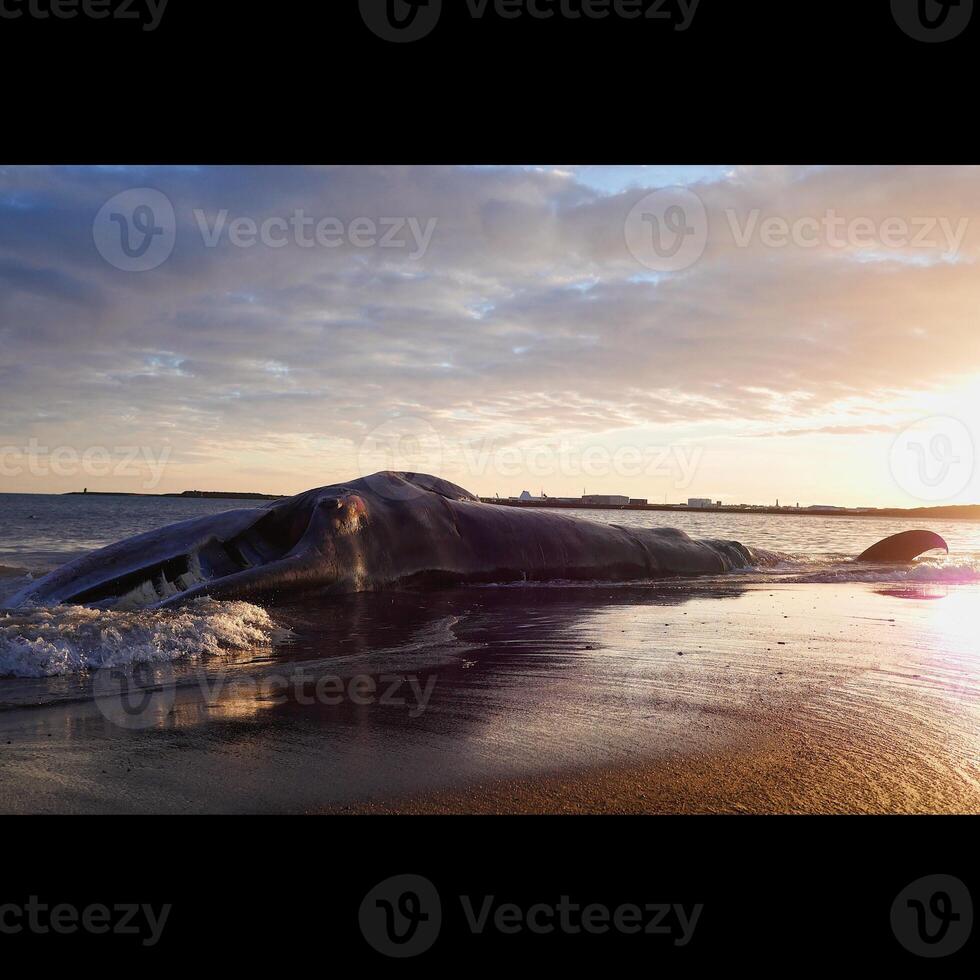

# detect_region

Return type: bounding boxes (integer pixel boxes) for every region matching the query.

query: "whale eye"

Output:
[319,494,367,531]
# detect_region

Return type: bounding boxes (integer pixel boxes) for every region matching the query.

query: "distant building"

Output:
[513,490,548,502]
[629,498,648,506]
[583,494,630,506]
[687,498,714,509]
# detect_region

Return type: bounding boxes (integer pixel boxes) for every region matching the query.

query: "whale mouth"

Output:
[71,553,205,607]
[49,509,311,610]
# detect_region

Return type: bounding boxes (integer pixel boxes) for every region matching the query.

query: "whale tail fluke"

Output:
[856,530,949,564]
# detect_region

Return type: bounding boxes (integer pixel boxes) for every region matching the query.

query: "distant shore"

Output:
[54,490,980,519]
[64,490,285,501]
[478,499,980,521]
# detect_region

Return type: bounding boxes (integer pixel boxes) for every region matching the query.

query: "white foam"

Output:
[0,598,277,678]
[787,557,980,585]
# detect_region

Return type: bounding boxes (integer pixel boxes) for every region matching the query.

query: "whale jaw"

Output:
[856,530,949,564]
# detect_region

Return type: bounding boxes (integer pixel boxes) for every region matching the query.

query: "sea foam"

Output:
[783,556,980,585]
[0,598,277,678]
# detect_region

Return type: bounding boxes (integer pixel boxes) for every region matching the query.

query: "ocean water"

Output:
[0,492,978,683]
[0,493,269,571]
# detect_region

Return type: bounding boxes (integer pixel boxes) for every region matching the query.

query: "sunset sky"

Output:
[1,164,978,506]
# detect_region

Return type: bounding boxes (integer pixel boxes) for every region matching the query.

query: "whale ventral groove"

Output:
[4,472,953,611]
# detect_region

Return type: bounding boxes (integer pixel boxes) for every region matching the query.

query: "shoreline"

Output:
[0,489,975,521]
[479,500,980,521]
[62,490,284,500]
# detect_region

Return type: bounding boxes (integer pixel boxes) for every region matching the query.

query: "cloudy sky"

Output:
[2,164,979,506]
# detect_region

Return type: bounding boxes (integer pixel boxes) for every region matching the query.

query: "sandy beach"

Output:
[332,699,977,815]
[3,579,977,814]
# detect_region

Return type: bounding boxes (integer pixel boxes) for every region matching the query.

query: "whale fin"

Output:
[856,530,948,564]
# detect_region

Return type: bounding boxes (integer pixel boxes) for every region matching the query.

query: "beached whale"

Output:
[5,472,950,611]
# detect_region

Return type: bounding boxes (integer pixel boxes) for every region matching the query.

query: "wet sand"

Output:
[333,701,977,814]
[2,582,978,813]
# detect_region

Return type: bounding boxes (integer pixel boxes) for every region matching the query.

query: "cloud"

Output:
[750,424,901,438]
[1,164,978,501]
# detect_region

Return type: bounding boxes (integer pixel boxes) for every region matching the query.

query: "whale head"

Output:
[6,472,477,611]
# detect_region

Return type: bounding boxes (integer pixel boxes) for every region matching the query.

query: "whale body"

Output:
[7,472,759,610]
[4,472,951,611]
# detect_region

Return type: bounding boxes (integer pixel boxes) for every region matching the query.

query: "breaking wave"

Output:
[0,598,278,678]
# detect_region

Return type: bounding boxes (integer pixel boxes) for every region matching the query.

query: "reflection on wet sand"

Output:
[874,587,945,600]
[2,582,979,813]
